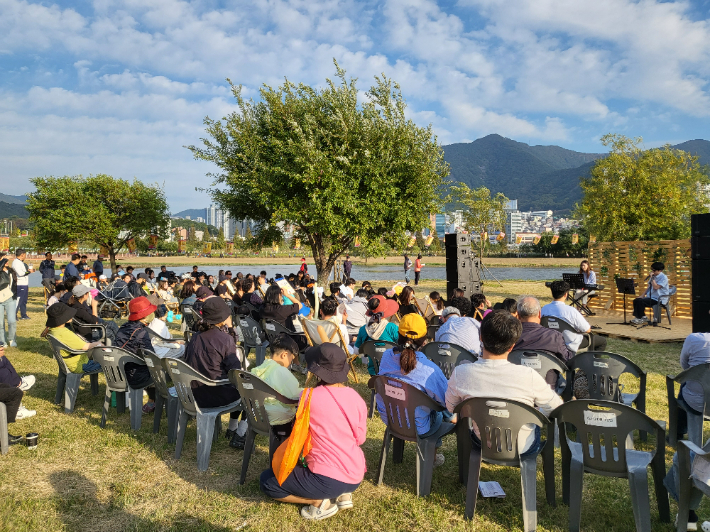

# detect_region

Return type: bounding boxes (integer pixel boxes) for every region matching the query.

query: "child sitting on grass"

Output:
[250,333,303,440]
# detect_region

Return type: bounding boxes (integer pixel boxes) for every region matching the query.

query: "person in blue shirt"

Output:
[39,252,56,293]
[376,313,454,465]
[64,254,81,279]
[92,255,104,277]
[631,262,670,325]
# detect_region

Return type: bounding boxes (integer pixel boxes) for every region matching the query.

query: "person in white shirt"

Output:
[446,310,562,454]
[434,297,481,355]
[148,305,186,358]
[344,289,369,339]
[339,278,356,301]
[319,297,353,354]
[11,249,31,320]
[541,280,607,353]
[575,260,597,314]
[631,262,670,325]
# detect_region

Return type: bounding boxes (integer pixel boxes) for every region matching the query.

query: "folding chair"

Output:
[0,403,7,456]
[46,335,100,414]
[420,341,477,379]
[300,317,359,383]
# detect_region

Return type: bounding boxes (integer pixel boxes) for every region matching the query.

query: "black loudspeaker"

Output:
[693,302,710,333]
[691,237,710,260]
[692,214,710,332]
[445,232,470,248]
[445,233,482,299]
[692,213,710,237]
[692,261,710,301]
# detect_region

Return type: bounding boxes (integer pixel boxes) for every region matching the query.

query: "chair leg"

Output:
[239,429,257,485]
[116,391,126,415]
[627,467,652,532]
[542,438,556,507]
[415,436,438,497]
[0,404,8,456]
[687,411,704,446]
[213,415,222,443]
[153,393,165,434]
[667,377,679,447]
[256,346,266,366]
[520,456,538,532]
[368,389,375,419]
[55,370,66,405]
[464,446,482,520]
[166,398,179,445]
[651,453,671,522]
[377,430,392,486]
[65,373,82,414]
[100,388,111,428]
[174,409,189,460]
[196,414,217,472]
[677,444,693,532]
[568,457,585,532]
[393,437,405,464]
[89,372,99,395]
[456,419,473,485]
[128,389,143,431]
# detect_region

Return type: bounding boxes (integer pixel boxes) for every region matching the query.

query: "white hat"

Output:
[99,274,107,280]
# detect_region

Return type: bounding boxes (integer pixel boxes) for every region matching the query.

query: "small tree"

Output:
[577,134,710,241]
[450,184,508,259]
[214,228,226,250]
[27,174,169,273]
[188,61,447,285]
[429,226,442,254]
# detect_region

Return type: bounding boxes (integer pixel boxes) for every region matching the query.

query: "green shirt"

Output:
[50,326,90,373]
[250,359,302,425]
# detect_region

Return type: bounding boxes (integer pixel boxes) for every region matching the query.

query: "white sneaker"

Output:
[335,493,353,510]
[8,341,17,348]
[19,375,36,391]
[434,453,445,467]
[300,499,338,520]
[16,405,36,420]
[630,318,643,325]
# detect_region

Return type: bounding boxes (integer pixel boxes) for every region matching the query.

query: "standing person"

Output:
[414,254,424,286]
[342,255,352,285]
[39,252,56,294]
[403,254,412,284]
[299,257,308,273]
[93,255,105,278]
[631,262,669,325]
[0,256,17,347]
[11,249,31,321]
[65,254,81,280]
[575,260,597,315]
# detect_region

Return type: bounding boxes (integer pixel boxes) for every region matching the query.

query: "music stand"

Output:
[606,278,636,326]
[562,273,588,313]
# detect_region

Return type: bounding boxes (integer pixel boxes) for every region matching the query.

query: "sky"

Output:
[1,0,710,212]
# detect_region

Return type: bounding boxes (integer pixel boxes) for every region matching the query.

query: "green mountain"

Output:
[0,201,29,219]
[0,194,27,205]
[443,135,710,214]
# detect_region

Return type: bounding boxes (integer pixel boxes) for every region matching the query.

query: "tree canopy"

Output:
[449,183,508,257]
[26,174,170,273]
[577,134,710,241]
[188,61,448,285]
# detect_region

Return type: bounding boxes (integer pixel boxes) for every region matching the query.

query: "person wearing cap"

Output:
[434,297,482,356]
[193,285,214,315]
[46,303,104,374]
[39,252,56,294]
[260,343,367,521]
[353,296,400,374]
[97,274,109,291]
[92,255,104,277]
[67,284,118,342]
[114,297,158,413]
[376,313,454,465]
[446,310,562,457]
[183,297,246,449]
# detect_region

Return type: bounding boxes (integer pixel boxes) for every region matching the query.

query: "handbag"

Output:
[271,388,313,485]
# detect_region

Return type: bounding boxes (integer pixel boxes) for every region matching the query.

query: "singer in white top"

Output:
[630,261,669,325]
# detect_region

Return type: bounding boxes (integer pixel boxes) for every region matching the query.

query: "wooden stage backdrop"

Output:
[587,239,691,318]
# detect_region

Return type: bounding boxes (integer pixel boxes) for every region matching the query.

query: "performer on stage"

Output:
[575,260,597,315]
[630,262,669,325]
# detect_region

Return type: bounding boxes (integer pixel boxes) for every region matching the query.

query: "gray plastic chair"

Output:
[46,335,100,414]
[141,350,179,444]
[667,363,710,447]
[454,397,555,531]
[652,285,676,325]
[181,306,202,339]
[68,317,110,345]
[92,346,151,431]
[550,400,670,532]
[0,403,7,455]
[420,341,478,379]
[165,358,242,472]
[371,376,456,497]
[541,315,591,354]
[509,349,569,397]
[360,340,397,418]
[236,315,268,366]
[426,323,440,341]
[228,370,299,484]
[676,439,710,532]
[262,319,306,350]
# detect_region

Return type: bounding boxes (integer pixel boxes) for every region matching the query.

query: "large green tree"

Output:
[577,134,710,241]
[27,174,169,273]
[188,62,448,285]
[449,184,508,258]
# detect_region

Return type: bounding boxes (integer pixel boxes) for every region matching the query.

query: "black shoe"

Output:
[229,431,246,450]
[225,429,236,440]
[8,434,23,445]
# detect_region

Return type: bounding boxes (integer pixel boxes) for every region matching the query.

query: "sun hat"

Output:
[202,297,231,325]
[128,296,157,322]
[99,274,107,280]
[72,284,91,297]
[195,286,212,299]
[366,295,399,319]
[398,313,428,340]
[304,343,350,384]
[441,306,461,318]
[46,302,77,328]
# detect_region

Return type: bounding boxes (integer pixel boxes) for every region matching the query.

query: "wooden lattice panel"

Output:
[587,240,691,318]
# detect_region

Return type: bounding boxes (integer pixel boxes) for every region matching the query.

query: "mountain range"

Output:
[442,135,710,214]
[172,208,207,219]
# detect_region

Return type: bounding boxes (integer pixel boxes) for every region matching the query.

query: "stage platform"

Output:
[586,309,690,344]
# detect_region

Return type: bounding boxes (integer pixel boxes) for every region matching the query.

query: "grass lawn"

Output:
[0,287,700,531]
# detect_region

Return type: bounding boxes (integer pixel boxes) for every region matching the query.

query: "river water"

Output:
[29,264,571,287]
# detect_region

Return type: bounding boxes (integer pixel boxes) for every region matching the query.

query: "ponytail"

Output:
[397,333,427,375]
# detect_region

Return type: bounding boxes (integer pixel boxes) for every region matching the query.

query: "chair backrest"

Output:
[46,334,82,375]
[300,318,347,350]
[262,319,295,345]
[672,363,710,416]
[236,315,265,348]
[182,306,201,331]
[228,370,299,435]
[550,399,663,476]
[372,376,445,443]
[141,350,172,400]
[660,285,677,306]
[420,341,478,379]
[540,315,580,336]
[454,397,549,466]
[426,323,440,340]
[360,340,397,374]
[91,346,146,393]
[568,351,646,402]
[69,317,100,340]
[508,349,569,381]
[164,358,224,416]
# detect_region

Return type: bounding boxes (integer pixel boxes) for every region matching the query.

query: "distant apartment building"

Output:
[206,203,257,240]
[504,199,523,245]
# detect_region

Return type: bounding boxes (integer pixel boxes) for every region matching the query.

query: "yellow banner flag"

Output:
[551,235,559,244]
[496,232,506,242]
[69,241,79,253]
[589,235,597,243]
[294,238,301,250]
[126,238,136,253]
[481,232,488,242]
[407,236,416,248]
[354,236,361,247]
[148,234,158,250]
[226,242,234,253]
[515,235,522,244]
[99,245,110,256]
[533,236,541,245]
[571,233,579,244]
[272,241,279,253]
[425,235,434,247]
[0,237,8,251]
[203,242,212,254]
[178,239,186,252]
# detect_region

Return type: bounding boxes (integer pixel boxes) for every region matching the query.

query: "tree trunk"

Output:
[109,249,117,276]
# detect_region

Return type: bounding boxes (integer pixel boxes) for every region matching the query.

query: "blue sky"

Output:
[1,0,710,211]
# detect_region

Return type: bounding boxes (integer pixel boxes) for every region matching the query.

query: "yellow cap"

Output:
[398,313,427,339]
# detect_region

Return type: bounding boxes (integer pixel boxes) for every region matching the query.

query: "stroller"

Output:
[96,278,133,319]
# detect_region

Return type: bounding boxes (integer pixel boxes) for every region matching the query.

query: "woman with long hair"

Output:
[397,285,419,316]
[260,284,308,350]
[577,259,597,315]
[353,296,400,375]
[428,291,445,316]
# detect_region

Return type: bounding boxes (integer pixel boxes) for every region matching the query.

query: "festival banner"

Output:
[0,237,8,251]
[69,241,79,253]
[294,238,301,250]
[354,236,361,248]
[178,239,186,253]
[226,242,234,253]
[148,234,158,250]
[203,242,212,254]
[589,235,597,243]
[126,238,136,253]
[551,235,559,245]
[425,235,434,247]
[99,245,110,256]
[533,236,541,245]
[571,233,579,244]
[496,232,506,242]
[407,236,416,248]
[515,235,522,245]
[481,232,488,242]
